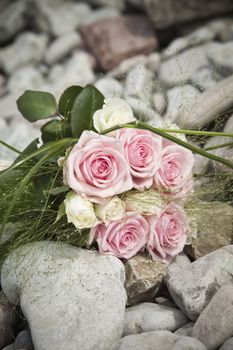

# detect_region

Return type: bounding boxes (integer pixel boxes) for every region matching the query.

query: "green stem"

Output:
[102,121,233,170]
[0,139,22,155]
[204,141,233,151]
[0,143,70,238]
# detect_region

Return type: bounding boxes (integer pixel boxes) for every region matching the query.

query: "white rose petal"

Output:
[95,196,126,224]
[64,191,98,229]
[123,188,165,216]
[93,98,136,133]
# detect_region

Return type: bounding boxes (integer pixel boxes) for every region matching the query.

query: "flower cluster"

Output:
[62,98,194,263]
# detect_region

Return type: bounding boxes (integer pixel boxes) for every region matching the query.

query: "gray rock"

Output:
[0,325,14,349]
[108,55,148,78]
[0,291,18,326]
[219,337,233,350]
[193,152,210,175]
[0,0,27,45]
[32,1,92,36]
[186,201,233,259]
[167,245,233,320]
[159,46,208,87]
[208,18,233,41]
[224,114,233,132]
[163,26,215,59]
[207,42,233,74]
[165,253,191,284]
[0,32,48,74]
[125,64,154,103]
[7,66,45,95]
[111,331,207,350]
[176,75,233,129]
[175,322,194,337]
[1,241,126,350]
[126,97,163,125]
[152,92,166,115]
[123,302,188,336]
[154,296,177,309]
[124,254,167,306]
[165,84,200,123]
[44,31,82,65]
[191,66,221,91]
[15,330,34,350]
[192,285,233,350]
[143,0,233,29]
[145,52,161,73]
[94,77,123,98]
[2,344,15,350]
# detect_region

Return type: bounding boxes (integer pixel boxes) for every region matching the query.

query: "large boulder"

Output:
[1,241,127,350]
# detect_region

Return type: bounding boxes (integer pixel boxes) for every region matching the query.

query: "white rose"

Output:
[93,98,136,132]
[95,196,126,224]
[123,188,165,216]
[64,191,98,229]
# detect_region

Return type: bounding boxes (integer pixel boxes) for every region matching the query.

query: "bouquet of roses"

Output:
[0,85,232,264]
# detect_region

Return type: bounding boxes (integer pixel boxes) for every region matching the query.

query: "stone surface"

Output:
[0,0,27,45]
[175,322,194,337]
[176,75,233,129]
[15,330,34,350]
[83,6,120,25]
[1,241,126,350]
[31,1,92,36]
[0,32,48,74]
[111,331,207,350]
[0,325,14,349]
[7,66,45,95]
[80,15,158,71]
[207,42,233,74]
[0,291,18,348]
[186,201,233,259]
[86,0,125,11]
[167,245,233,320]
[126,97,163,125]
[159,46,208,87]
[44,31,82,65]
[192,285,233,350]
[108,55,148,77]
[165,84,200,123]
[191,66,221,91]
[219,337,233,350]
[152,92,166,115]
[95,77,123,98]
[143,0,233,29]
[124,254,167,306]
[2,344,15,350]
[123,302,188,336]
[125,64,154,103]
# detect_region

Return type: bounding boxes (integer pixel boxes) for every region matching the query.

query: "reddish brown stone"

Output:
[80,15,158,71]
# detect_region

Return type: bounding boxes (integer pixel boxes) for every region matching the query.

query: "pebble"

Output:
[159,45,208,87]
[7,66,45,95]
[82,6,120,26]
[2,343,15,350]
[165,84,200,123]
[80,15,158,71]
[0,0,27,45]
[191,66,221,91]
[1,241,127,350]
[108,55,147,78]
[219,337,233,350]
[124,254,167,306]
[125,64,154,103]
[15,330,34,350]
[0,32,48,74]
[192,285,233,350]
[167,245,233,320]
[86,0,125,11]
[125,96,163,125]
[207,41,233,74]
[165,253,191,284]
[175,322,194,337]
[44,31,82,65]
[111,330,207,350]
[176,75,233,129]
[123,302,188,336]
[145,52,161,73]
[94,77,123,98]
[186,201,233,259]
[152,92,166,115]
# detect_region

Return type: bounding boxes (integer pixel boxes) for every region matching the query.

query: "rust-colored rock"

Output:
[124,253,167,306]
[80,15,158,71]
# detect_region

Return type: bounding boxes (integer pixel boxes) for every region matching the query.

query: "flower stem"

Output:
[0,139,22,155]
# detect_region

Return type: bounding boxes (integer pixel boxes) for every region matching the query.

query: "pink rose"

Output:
[64,131,133,203]
[154,144,194,196]
[116,128,162,190]
[146,203,187,263]
[90,212,149,259]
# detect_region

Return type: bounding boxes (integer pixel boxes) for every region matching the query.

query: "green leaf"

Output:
[58,85,83,119]
[17,90,57,122]
[41,120,73,143]
[55,202,66,223]
[13,138,39,164]
[71,85,104,137]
